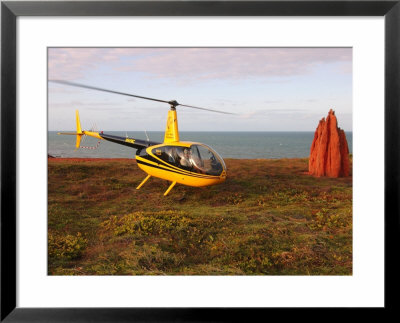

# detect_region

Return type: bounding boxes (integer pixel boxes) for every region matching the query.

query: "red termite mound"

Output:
[309,109,350,177]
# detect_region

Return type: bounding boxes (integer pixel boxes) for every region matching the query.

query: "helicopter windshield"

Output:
[188,144,224,175]
[152,144,225,176]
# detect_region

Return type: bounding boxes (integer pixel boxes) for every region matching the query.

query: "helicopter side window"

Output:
[152,146,177,165]
[189,146,207,174]
[176,147,193,171]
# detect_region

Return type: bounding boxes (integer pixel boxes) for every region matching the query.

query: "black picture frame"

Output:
[1,1,399,321]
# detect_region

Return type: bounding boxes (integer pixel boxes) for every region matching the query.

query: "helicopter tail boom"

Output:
[58,110,161,151]
[98,133,159,150]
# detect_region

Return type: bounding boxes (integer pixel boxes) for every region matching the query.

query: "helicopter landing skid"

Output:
[164,181,176,196]
[136,174,151,190]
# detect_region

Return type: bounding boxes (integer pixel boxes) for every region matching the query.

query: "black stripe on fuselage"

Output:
[145,154,207,177]
[136,158,218,179]
[99,133,160,150]
[140,154,205,177]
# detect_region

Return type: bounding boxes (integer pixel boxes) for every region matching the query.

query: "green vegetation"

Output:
[48,158,352,275]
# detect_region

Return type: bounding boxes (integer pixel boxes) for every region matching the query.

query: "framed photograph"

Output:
[2,0,399,321]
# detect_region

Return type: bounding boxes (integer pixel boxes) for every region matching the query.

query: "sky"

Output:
[48,48,352,132]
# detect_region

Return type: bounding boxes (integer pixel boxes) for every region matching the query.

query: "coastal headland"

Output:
[48,157,352,275]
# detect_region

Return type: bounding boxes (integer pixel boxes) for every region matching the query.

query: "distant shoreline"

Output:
[48,130,353,133]
[49,132,352,159]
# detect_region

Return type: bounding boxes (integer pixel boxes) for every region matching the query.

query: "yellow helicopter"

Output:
[52,80,234,196]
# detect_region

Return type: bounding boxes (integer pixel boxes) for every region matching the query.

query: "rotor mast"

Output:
[163,101,180,143]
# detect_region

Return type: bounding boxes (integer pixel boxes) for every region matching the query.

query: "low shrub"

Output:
[101,210,191,236]
[48,232,88,260]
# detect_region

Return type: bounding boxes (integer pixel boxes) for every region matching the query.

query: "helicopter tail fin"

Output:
[75,110,83,148]
[57,110,84,149]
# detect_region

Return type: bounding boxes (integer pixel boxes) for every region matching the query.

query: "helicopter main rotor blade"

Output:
[50,80,170,105]
[178,103,235,115]
[49,79,236,115]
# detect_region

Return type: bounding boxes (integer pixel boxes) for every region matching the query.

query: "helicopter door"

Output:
[152,146,178,165]
[190,144,225,176]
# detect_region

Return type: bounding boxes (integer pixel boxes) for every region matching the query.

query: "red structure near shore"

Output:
[309,109,350,177]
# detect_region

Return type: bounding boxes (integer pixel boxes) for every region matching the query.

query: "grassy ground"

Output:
[48,157,352,275]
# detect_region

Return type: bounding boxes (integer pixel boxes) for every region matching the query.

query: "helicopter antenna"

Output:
[50,80,236,115]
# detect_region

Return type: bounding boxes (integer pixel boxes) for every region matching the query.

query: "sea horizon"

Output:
[48,131,353,159]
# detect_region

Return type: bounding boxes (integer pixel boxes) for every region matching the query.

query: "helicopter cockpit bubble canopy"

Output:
[149,143,226,176]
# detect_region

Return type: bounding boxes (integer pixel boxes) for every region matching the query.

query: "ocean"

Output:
[48,131,353,159]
